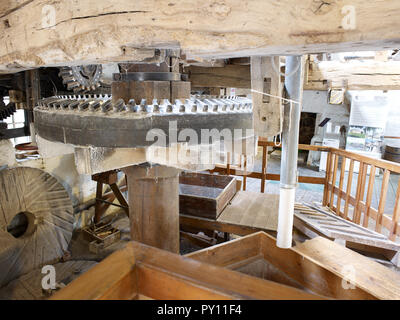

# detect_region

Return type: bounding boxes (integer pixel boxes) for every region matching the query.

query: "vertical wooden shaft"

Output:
[123,165,180,253]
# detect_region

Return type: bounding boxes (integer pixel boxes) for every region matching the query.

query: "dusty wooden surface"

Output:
[294,203,400,251]
[0,167,74,287]
[295,236,400,300]
[217,191,279,231]
[1,1,400,71]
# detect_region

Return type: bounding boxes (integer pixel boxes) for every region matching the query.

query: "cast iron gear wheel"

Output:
[58,64,103,92]
[33,94,254,148]
[0,100,16,121]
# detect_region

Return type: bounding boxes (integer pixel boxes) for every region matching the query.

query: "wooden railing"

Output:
[209,138,330,193]
[324,147,400,242]
[209,138,400,242]
[209,137,330,191]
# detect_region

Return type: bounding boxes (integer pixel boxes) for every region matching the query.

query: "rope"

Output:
[250,89,300,105]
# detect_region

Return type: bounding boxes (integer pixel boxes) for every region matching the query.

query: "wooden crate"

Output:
[50,240,323,300]
[179,172,237,219]
[186,232,400,300]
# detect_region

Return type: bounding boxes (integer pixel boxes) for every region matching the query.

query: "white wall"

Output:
[302,90,350,147]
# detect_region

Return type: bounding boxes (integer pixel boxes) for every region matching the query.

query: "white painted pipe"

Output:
[277,188,295,248]
[276,55,304,249]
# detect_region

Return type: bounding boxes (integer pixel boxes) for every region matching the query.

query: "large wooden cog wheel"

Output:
[0,167,74,287]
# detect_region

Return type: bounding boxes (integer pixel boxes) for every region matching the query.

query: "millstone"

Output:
[0,167,74,287]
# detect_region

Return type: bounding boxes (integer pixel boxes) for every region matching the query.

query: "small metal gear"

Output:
[0,97,16,121]
[59,65,103,92]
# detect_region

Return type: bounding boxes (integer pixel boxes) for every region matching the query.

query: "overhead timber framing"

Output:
[304,57,400,90]
[2,1,400,72]
[188,64,250,89]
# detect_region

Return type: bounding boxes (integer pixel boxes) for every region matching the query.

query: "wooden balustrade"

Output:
[209,138,329,190]
[209,138,400,242]
[324,148,400,241]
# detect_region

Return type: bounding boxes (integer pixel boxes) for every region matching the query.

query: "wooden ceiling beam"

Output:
[305,59,400,90]
[1,1,400,72]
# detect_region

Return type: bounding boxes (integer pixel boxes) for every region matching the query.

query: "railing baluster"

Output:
[322,151,332,206]
[355,163,368,224]
[390,179,400,241]
[376,169,390,233]
[226,152,231,176]
[329,154,339,212]
[344,159,354,220]
[363,165,376,228]
[243,155,247,191]
[260,145,267,193]
[336,157,346,217]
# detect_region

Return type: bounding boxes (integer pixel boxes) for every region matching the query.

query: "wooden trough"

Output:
[187,232,400,300]
[51,239,323,300]
[179,172,237,219]
[51,231,400,300]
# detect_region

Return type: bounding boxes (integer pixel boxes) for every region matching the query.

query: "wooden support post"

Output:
[123,165,181,253]
[250,56,282,137]
[242,154,247,191]
[92,170,128,223]
[94,181,103,223]
[226,152,231,176]
[261,145,268,193]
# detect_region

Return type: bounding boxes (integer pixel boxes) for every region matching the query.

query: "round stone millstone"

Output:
[0,167,74,287]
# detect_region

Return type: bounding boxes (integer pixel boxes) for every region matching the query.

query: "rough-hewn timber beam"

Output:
[1,0,400,73]
[305,60,400,90]
[188,65,251,88]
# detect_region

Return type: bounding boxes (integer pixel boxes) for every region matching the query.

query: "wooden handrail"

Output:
[330,147,400,174]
